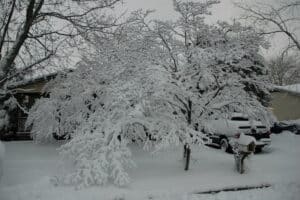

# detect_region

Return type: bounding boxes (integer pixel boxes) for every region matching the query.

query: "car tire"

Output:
[255,147,263,153]
[220,138,230,153]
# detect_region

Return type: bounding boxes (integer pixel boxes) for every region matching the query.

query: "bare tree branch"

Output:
[157,31,178,73]
[0,51,54,86]
[0,0,121,89]
[236,0,300,51]
[0,0,16,58]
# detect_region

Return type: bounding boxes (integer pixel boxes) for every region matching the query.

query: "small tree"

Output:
[149,0,272,127]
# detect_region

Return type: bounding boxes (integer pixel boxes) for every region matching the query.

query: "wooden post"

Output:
[184,143,191,171]
[235,152,250,174]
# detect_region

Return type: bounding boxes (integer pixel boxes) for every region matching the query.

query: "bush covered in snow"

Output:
[0,97,17,133]
[0,110,8,132]
[27,0,273,188]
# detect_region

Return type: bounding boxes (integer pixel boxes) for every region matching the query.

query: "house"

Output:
[270,84,300,121]
[1,74,55,140]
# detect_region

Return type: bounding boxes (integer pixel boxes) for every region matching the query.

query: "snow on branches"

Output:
[27,1,273,187]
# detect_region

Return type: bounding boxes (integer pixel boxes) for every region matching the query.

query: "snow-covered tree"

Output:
[27,1,273,188]
[268,51,300,85]
[0,0,121,132]
[236,0,300,52]
[147,0,272,129]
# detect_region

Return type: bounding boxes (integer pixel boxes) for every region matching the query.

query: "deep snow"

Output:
[275,84,300,94]
[0,141,4,180]
[0,133,300,200]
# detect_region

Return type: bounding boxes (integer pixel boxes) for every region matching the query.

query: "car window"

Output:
[238,126,251,129]
[231,117,249,121]
[256,125,266,129]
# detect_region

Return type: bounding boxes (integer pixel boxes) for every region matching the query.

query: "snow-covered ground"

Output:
[275,84,300,95]
[0,133,300,200]
[0,141,4,180]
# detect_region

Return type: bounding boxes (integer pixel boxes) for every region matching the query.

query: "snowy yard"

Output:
[1,0,300,199]
[0,133,300,200]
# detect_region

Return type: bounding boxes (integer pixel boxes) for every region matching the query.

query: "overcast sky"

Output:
[116,0,290,59]
[119,0,239,22]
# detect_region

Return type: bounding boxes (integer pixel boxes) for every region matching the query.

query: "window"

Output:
[231,117,249,121]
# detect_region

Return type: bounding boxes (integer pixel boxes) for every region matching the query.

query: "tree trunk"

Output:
[187,99,192,125]
[0,0,43,81]
[184,145,191,171]
[184,99,192,171]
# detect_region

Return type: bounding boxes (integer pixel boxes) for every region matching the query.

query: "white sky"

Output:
[118,0,239,22]
[116,0,291,59]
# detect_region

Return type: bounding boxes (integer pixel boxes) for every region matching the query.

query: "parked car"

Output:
[271,121,300,135]
[203,113,271,153]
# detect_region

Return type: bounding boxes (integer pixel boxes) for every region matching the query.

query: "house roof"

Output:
[13,80,49,94]
[8,68,73,93]
[8,73,57,94]
[273,84,300,95]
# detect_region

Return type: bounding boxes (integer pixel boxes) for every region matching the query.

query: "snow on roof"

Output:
[230,112,248,118]
[7,72,57,90]
[274,84,300,95]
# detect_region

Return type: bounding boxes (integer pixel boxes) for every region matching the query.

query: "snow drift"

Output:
[0,141,5,180]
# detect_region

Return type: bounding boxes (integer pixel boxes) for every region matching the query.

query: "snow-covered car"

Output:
[0,141,4,180]
[203,113,271,153]
[271,121,300,135]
